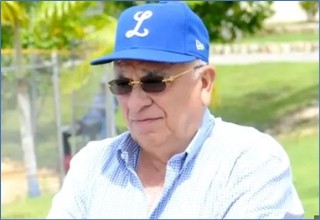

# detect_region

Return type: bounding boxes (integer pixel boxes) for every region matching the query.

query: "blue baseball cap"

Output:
[91,1,209,65]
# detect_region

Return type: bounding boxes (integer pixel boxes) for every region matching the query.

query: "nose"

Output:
[127,83,152,113]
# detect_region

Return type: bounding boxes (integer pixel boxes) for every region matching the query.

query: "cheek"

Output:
[175,86,202,119]
[173,84,202,108]
[161,90,194,124]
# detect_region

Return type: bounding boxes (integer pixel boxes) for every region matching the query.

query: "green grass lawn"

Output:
[1,193,53,218]
[211,62,319,131]
[238,31,319,44]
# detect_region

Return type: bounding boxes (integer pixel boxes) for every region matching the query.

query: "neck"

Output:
[138,131,196,167]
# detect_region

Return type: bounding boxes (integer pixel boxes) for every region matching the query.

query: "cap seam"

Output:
[183,3,187,56]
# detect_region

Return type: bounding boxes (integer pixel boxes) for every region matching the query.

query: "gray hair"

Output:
[192,59,208,80]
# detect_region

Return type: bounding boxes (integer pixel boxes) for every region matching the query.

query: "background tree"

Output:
[188,1,274,42]
[299,1,319,22]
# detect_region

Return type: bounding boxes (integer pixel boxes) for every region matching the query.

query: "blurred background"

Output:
[1,1,319,218]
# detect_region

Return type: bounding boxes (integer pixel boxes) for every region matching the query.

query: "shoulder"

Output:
[208,119,304,218]
[210,118,288,161]
[202,117,291,184]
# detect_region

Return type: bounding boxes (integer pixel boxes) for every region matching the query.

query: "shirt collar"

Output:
[117,132,140,170]
[182,108,215,170]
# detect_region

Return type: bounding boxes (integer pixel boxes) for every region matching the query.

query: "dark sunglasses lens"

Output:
[141,75,166,93]
[109,79,132,95]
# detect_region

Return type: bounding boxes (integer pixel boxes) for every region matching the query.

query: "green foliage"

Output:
[2,1,275,47]
[1,26,14,48]
[103,1,136,18]
[299,1,319,21]
[189,1,274,43]
[28,2,109,49]
[1,1,28,26]
[1,2,116,50]
[35,1,87,22]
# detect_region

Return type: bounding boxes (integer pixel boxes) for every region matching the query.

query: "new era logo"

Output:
[196,40,205,51]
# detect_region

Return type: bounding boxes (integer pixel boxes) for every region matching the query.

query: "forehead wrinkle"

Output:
[114,66,151,79]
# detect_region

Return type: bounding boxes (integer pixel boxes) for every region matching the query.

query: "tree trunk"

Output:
[307,12,316,22]
[14,24,40,197]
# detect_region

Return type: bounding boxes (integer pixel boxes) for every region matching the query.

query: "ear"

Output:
[200,65,216,106]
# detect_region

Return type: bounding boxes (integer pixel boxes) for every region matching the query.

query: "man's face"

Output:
[113,60,214,148]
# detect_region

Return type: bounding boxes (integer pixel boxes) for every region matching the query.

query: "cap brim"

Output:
[90,49,197,65]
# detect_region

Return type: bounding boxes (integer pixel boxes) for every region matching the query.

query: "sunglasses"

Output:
[108,65,204,95]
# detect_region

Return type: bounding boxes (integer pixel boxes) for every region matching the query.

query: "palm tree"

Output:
[32,1,117,92]
[1,1,40,197]
[2,1,118,192]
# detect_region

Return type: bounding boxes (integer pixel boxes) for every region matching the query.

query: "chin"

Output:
[131,130,163,146]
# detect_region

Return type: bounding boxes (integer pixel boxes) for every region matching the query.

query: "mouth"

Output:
[131,117,162,123]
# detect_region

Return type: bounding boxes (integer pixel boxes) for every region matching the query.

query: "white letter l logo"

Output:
[126,10,153,38]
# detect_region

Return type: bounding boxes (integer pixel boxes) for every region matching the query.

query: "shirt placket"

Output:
[149,155,185,218]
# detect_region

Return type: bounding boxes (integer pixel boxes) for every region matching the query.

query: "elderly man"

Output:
[48,2,304,219]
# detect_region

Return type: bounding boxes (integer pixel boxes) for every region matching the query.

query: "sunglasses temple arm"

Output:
[163,67,199,83]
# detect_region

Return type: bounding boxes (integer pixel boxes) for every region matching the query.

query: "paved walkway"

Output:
[210,51,319,65]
